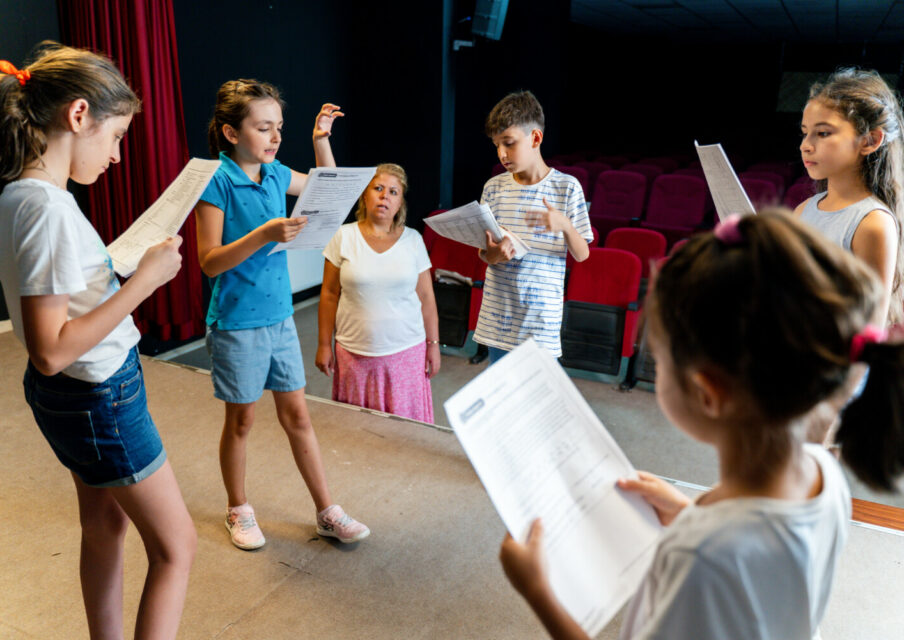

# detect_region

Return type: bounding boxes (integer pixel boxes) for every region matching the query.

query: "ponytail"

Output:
[836,341,904,491]
[0,42,139,189]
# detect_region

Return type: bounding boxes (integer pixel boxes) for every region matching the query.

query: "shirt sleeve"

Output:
[15,199,87,296]
[322,224,345,267]
[566,177,593,242]
[412,231,432,273]
[273,159,292,194]
[198,170,229,212]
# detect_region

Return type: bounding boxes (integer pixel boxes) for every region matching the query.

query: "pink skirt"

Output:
[332,341,434,423]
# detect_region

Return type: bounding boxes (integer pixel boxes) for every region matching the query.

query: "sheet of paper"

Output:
[268,167,376,254]
[107,158,221,277]
[694,140,756,220]
[424,201,529,259]
[445,339,661,636]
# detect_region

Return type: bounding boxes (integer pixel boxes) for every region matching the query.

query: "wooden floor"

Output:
[852,498,904,531]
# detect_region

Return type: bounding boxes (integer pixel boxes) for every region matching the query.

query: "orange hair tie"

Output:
[0,60,31,86]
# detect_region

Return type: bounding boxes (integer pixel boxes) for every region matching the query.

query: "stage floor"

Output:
[1,331,902,639]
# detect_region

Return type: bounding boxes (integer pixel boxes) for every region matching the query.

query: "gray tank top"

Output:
[799,192,894,251]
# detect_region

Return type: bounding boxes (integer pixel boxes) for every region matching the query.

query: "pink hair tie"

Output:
[0,60,31,86]
[714,214,744,245]
[850,324,887,362]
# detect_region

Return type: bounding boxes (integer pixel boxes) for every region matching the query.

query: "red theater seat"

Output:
[641,174,707,248]
[560,247,642,376]
[588,170,648,242]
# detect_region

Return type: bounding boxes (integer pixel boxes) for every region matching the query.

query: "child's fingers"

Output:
[165,235,184,249]
[526,518,543,545]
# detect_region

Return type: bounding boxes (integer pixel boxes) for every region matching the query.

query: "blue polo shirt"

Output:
[199,152,294,330]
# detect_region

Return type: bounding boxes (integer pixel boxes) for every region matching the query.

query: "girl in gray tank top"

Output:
[799,69,904,328]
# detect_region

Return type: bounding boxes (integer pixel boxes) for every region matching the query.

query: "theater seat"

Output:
[588,170,648,242]
[429,236,486,348]
[559,247,641,376]
[640,174,707,248]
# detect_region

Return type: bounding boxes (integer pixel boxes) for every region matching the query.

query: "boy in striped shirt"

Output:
[475,90,593,362]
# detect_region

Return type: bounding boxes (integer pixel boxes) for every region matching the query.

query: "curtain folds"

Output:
[58,0,204,342]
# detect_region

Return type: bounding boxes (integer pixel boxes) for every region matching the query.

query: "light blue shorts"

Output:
[207,317,306,404]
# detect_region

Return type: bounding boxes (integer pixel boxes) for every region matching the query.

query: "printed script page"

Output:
[425,201,529,258]
[107,158,221,277]
[695,141,755,220]
[445,339,661,636]
[268,167,376,254]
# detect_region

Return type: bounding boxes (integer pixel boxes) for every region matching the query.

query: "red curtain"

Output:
[58,0,204,342]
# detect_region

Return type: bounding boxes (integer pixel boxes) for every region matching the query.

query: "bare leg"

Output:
[72,474,130,640]
[110,461,196,640]
[220,402,256,507]
[272,388,332,511]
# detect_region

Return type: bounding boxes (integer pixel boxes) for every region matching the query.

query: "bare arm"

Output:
[22,237,183,375]
[526,197,590,262]
[195,200,306,277]
[500,520,592,640]
[415,269,441,378]
[315,259,342,376]
[285,103,343,196]
[851,209,897,324]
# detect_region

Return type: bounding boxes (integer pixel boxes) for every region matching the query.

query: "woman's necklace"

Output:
[27,165,63,188]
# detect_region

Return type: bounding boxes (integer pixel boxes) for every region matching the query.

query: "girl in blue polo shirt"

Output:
[196,79,368,550]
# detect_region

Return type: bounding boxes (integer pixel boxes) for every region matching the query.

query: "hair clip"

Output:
[0,60,31,86]
[849,324,887,362]
[713,214,744,245]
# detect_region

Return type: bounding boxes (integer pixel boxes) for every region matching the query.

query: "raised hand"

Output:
[260,216,308,243]
[313,103,344,139]
[617,471,692,526]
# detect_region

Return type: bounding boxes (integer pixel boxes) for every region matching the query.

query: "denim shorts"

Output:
[23,347,166,488]
[206,317,306,404]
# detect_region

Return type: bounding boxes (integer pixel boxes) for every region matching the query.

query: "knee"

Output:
[80,499,129,545]
[224,410,255,439]
[150,516,197,573]
[281,409,313,435]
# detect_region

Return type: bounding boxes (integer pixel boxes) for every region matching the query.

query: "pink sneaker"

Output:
[225,503,266,550]
[316,505,370,543]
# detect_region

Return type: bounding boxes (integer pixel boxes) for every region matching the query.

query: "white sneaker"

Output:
[225,503,266,550]
[316,504,370,543]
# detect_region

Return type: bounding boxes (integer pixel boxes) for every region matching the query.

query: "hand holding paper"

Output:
[268,166,376,254]
[425,201,529,259]
[445,339,661,636]
[132,236,183,291]
[107,158,221,277]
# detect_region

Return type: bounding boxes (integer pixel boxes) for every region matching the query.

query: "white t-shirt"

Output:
[323,223,431,356]
[618,444,850,640]
[0,179,139,382]
[474,169,592,357]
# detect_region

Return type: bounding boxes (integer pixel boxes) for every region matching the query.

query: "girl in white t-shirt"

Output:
[499,211,904,639]
[316,163,440,422]
[0,44,194,639]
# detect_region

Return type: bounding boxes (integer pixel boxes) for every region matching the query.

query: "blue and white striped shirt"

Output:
[474,169,592,356]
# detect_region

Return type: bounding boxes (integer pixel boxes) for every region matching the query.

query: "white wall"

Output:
[287,249,325,293]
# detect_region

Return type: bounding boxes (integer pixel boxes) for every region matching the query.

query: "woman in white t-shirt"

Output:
[316,163,440,422]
